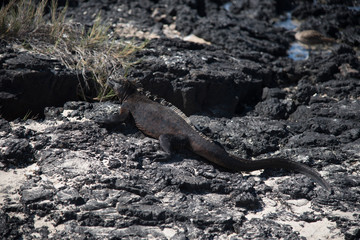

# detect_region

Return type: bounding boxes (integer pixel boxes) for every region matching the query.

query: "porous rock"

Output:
[1,0,360,239]
[0,43,91,121]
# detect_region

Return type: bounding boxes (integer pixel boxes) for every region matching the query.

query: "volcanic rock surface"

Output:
[1,0,360,239]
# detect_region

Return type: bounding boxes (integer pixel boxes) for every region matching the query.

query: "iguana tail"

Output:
[230,155,332,192]
[189,133,332,192]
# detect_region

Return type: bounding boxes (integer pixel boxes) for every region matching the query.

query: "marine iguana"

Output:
[107,79,331,192]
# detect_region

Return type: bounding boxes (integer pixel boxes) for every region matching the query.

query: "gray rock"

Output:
[21,186,54,204]
[0,0,359,239]
[0,45,85,120]
[0,138,33,168]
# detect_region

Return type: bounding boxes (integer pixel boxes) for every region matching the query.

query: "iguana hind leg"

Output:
[159,134,189,154]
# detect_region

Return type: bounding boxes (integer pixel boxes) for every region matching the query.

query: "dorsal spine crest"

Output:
[137,87,214,143]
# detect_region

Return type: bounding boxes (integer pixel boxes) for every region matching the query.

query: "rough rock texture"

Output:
[0,41,88,120]
[1,0,360,239]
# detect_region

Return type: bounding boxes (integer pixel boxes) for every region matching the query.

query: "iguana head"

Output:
[107,78,137,103]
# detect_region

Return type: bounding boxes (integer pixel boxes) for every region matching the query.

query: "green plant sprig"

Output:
[0,0,147,101]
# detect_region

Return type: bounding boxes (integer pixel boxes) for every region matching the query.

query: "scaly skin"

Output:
[108,79,332,192]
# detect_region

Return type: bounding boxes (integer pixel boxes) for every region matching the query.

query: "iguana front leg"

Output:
[117,106,130,121]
